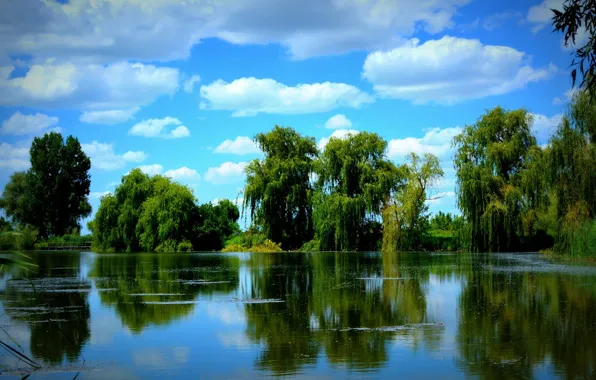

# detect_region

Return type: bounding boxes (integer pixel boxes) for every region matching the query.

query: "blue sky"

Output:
[0,0,579,232]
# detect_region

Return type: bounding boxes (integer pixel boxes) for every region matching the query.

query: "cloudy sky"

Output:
[0,0,577,232]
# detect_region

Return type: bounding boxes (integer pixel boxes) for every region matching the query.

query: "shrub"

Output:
[177,240,193,252]
[0,231,35,251]
[300,239,320,252]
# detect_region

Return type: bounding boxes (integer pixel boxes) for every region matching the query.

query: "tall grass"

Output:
[568,221,596,259]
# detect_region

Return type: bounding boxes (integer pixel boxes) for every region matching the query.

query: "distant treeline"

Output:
[1,91,595,256]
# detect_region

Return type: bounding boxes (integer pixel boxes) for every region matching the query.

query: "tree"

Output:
[0,132,91,238]
[244,126,317,250]
[194,199,240,250]
[552,0,596,97]
[453,107,537,252]
[382,153,443,252]
[547,90,596,253]
[314,132,402,251]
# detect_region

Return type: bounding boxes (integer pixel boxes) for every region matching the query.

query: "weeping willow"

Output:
[243,126,318,250]
[547,89,596,255]
[453,107,537,252]
[382,153,443,252]
[314,132,402,251]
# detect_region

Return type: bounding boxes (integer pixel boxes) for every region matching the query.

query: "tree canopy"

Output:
[90,169,240,252]
[453,107,537,252]
[244,126,317,250]
[313,132,403,251]
[0,132,91,238]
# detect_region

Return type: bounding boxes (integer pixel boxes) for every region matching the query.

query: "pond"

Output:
[0,251,595,379]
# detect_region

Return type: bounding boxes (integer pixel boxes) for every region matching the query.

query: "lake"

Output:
[0,251,595,379]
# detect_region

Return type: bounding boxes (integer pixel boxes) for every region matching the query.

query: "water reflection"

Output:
[0,251,594,379]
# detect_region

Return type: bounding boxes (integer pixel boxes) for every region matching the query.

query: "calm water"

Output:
[0,251,596,379]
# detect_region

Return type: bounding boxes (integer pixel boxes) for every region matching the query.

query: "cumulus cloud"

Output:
[362,36,556,104]
[318,129,359,150]
[82,141,147,170]
[0,0,470,64]
[0,142,30,170]
[80,107,141,125]
[387,126,462,160]
[214,136,261,155]
[200,78,374,116]
[1,111,59,135]
[164,167,201,181]
[205,162,247,184]
[129,117,190,139]
[0,61,179,110]
[183,75,201,93]
[532,113,563,144]
[136,164,164,176]
[324,114,352,129]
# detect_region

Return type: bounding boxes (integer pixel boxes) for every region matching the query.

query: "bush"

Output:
[0,231,35,251]
[177,240,193,252]
[221,240,283,253]
[300,239,320,252]
[568,221,596,259]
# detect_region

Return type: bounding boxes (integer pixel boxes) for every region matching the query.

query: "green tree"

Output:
[382,153,443,252]
[314,132,402,251]
[91,169,198,252]
[0,132,91,238]
[244,126,317,249]
[547,90,596,254]
[453,107,537,252]
[194,199,240,251]
[552,0,596,97]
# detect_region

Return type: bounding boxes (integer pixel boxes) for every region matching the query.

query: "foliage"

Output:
[0,231,35,251]
[244,126,317,250]
[552,0,596,98]
[221,240,283,253]
[382,153,443,252]
[299,239,321,252]
[314,132,402,251]
[34,234,92,249]
[453,107,537,252]
[194,199,240,250]
[91,169,239,252]
[0,133,91,238]
[0,217,13,232]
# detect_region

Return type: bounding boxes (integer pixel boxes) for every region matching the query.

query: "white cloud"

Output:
[532,113,563,144]
[0,142,30,170]
[200,78,374,116]
[0,0,470,64]
[1,112,59,136]
[528,0,589,48]
[90,191,112,199]
[82,141,147,170]
[426,191,456,205]
[80,107,140,125]
[136,164,164,176]
[214,136,261,155]
[481,11,522,31]
[183,75,201,93]
[387,126,462,160]
[0,61,179,110]
[318,129,359,150]
[129,117,190,139]
[164,167,201,181]
[324,114,352,129]
[553,87,579,105]
[362,36,556,104]
[211,197,244,208]
[205,162,247,184]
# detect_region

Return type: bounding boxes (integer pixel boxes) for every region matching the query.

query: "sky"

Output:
[0,0,581,233]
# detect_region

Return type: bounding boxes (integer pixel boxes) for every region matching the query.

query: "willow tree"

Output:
[548,90,596,254]
[314,132,402,251]
[453,107,536,252]
[90,169,200,252]
[243,126,317,250]
[382,153,443,252]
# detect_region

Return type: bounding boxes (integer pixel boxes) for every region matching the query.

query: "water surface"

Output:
[1,251,595,379]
